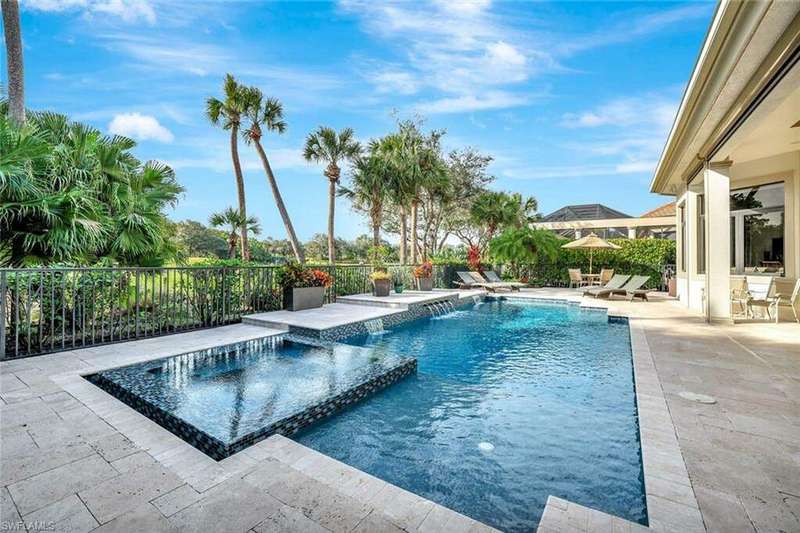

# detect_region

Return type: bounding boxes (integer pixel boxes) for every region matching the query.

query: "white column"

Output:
[704,160,732,322]
[575,229,582,239]
[627,227,637,239]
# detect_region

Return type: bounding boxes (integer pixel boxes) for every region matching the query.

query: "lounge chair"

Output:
[454,271,507,292]
[593,275,652,301]
[730,277,749,319]
[482,271,526,290]
[583,274,630,297]
[468,272,515,292]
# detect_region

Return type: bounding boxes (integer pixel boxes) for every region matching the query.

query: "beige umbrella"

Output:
[561,233,621,274]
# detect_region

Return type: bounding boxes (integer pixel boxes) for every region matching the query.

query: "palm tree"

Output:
[209,207,261,259]
[2,0,24,124]
[339,147,389,247]
[206,74,251,261]
[470,191,523,252]
[240,88,305,264]
[303,126,361,264]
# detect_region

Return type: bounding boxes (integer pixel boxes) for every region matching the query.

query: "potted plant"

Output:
[368,244,392,297]
[276,263,333,311]
[413,261,433,291]
[371,270,391,297]
[394,279,405,293]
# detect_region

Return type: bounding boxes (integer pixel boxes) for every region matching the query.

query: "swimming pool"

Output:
[296,299,647,531]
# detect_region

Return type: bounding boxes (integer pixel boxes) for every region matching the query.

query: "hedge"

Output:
[514,239,676,289]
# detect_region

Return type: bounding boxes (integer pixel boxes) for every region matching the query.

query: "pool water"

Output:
[296,299,647,531]
[87,336,410,451]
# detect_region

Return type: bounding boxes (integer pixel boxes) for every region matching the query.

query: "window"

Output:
[697,194,705,274]
[730,182,784,275]
[679,203,686,272]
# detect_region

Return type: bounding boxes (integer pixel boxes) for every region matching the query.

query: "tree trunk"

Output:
[410,199,419,264]
[253,139,305,264]
[327,177,336,265]
[2,0,25,124]
[371,202,381,247]
[228,233,237,259]
[229,125,249,261]
[399,206,408,265]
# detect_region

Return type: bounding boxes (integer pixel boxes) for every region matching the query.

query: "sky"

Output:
[7,0,715,241]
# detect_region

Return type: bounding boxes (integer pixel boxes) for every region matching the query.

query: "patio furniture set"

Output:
[731,276,800,323]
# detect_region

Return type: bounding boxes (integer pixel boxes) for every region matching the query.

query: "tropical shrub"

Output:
[0,111,183,266]
[488,227,560,277]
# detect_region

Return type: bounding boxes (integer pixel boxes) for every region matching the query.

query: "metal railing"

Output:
[0,264,464,360]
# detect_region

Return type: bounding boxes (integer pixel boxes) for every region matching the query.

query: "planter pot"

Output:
[372,279,391,297]
[415,277,433,291]
[283,286,325,311]
[394,284,405,294]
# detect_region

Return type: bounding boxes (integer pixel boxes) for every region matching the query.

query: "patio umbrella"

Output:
[561,233,621,274]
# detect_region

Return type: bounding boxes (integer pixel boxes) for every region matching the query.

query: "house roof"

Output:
[541,204,632,222]
[640,202,676,218]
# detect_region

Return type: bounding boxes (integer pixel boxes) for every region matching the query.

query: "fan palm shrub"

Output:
[0,112,183,266]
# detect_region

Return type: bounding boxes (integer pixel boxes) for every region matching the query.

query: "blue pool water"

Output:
[297,299,647,531]
[87,336,411,456]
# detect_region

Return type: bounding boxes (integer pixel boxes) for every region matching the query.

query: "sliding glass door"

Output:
[729,182,785,275]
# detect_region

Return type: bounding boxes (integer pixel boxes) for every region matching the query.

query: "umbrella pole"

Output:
[589,249,593,275]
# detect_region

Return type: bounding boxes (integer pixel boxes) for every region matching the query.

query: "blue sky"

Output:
[10,0,715,241]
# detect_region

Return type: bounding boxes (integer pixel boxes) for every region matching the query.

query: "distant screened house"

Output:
[533,203,676,240]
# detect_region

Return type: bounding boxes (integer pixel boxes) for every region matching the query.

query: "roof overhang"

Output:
[650,0,800,195]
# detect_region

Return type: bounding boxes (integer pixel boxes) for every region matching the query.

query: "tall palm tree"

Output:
[206,74,251,261]
[339,147,388,247]
[240,88,304,264]
[209,207,261,259]
[303,126,361,264]
[2,0,24,124]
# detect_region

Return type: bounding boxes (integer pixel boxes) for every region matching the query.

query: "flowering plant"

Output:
[276,263,333,288]
[370,270,391,281]
[467,245,482,272]
[413,261,433,279]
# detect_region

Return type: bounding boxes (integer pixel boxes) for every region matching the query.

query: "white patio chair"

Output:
[745,276,779,322]
[773,278,800,323]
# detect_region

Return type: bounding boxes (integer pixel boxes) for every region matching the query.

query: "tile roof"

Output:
[541,204,632,222]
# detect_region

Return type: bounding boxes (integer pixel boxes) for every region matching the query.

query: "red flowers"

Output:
[309,269,333,288]
[413,261,433,279]
[467,245,482,272]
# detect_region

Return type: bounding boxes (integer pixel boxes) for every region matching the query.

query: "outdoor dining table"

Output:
[584,273,602,286]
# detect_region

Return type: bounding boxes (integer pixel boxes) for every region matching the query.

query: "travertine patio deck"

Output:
[2,289,798,532]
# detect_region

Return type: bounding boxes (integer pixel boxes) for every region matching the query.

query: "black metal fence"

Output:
[0,264,466,360]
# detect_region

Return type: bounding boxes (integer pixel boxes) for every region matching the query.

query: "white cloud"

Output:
[24,0,156,24]
[561,94,678,130]
[168,147,309,173]
[368,70,420,95]
[501,160,657,180]
[340,0,544,113]
[108,113,174,143]
[414,91,529,114]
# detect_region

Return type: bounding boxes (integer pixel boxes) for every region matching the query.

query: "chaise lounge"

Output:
[583,274,630,297]
[480,271,527,291]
